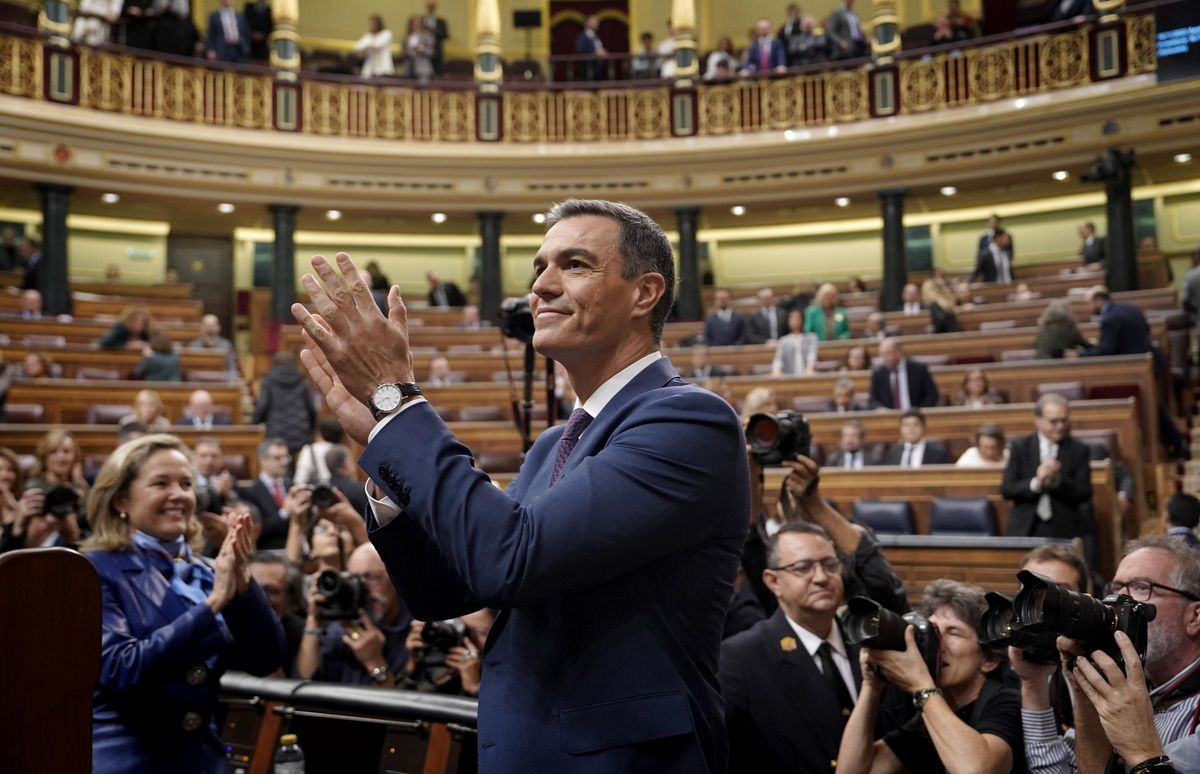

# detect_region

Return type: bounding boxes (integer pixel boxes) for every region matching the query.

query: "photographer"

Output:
[295,542,411,687]
[720,454,909,771]
[0,484,82,552]
[837,580,1025,773]
[1024,537,1200,773]
[285,486,367,574]
[402,610,495,697]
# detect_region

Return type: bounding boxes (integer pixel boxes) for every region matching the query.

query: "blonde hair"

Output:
[134,389,166,420]
[33,427,79,483]
[82,434,201,553]
[741,386,778,422]
[921,278,954,310]
[816,282,839,308]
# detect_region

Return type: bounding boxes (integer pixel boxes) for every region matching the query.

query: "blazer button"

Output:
[186,666,207,685]
[182,712,202,731]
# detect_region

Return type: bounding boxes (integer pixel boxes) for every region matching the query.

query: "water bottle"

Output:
[274,733,305,774]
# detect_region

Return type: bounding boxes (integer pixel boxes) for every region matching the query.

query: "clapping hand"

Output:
[207,512,253,613]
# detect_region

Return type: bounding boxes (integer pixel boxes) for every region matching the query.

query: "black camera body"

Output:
[1013,570,1156,669]
[844,597,941,682]
[746,411,812,466]
[981,591,1059,665]
[309,483,338,509]
[420,619,467,667]
[498,296,534,344]
[314,570,369,622]
[43,485,82,518]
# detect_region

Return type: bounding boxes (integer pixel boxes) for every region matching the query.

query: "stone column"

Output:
[269,204,299,322]
[674,206,702,321]
[477,211,504,324]
[38,183,72,316]
[878,188,907,312]
[1090,148,1138,292]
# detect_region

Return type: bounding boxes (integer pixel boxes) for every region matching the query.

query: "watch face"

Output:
[372,384,403,413]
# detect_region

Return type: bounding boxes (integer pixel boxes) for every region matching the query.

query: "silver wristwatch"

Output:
[369,382,422,420]
[912,687,943,711]
[369,664,391,685]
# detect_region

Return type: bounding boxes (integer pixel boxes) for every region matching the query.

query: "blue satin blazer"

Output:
[88,544,286,774]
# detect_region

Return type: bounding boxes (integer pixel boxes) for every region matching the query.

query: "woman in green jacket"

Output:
[803,282,852,341]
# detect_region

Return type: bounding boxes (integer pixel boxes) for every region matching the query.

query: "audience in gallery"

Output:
[829,377,869,413]
[188,314,238,376]
[804,282,852,341]
[1034,299,1089,359]
[403,14,435,83]
[828,419,883,469]
[922,276,961,333]
[900,283,925,316]
[177,390,230,430]
[132,330,182,382]
[427,355,462,386]
[704,37,739,80]
[841,344,871,373]
[741,18,788,75]
[205,0,251,64]
[748,287,789,345]
[704,288,749,347]
[869,339,939,410]
[120,389,172,431]
[956,423,1009,467]
[355,15,395,79]
[16,351,53,379]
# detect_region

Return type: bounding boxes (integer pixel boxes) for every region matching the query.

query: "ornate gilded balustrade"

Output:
[0,12,1157,144]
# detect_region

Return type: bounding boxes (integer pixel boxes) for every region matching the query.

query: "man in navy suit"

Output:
[237,438,305,551]
[176,389,233,430]
[703,288,748,346]
[970,230,1014,284]
[1078,285,1151,357]
[575,14,608,81]
[868,338,940,409]
[741,18,787,74]
[292,199,749,772]
[206,0,251,63]
[883,410,951,467]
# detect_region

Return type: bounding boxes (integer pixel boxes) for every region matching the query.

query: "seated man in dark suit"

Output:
[970,229,1014,284]
[883,409,950,467]
[869,339,940,410]
[238,437,307,550]
[293,200,749,771]
[828,377,868,413]
[827,419,883,469]
[684,343,729,379]
[176,389,233,430]
[425,270,466,307]
[703,288,749,346]
[722,457,908,772]
[1164,493,1200,549]
[1077,221,1107,270]
[1001,394,1093,539]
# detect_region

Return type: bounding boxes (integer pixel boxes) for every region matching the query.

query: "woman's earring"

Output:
[119,512,128,521]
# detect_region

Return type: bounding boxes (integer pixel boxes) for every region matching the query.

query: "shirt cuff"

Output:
[1030,477,1043,493]
[1020,707,1060,743]
[364,397,427,527]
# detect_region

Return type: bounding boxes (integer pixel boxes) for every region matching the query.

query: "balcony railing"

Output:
[0,11,1158,144]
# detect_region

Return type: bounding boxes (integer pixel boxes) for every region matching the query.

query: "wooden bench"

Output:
[0,291,204,322]
[0,424,266,478]
[0,343,228,379]
[5,379,246,424]
[0,317,198,346]
[71,282,195,299]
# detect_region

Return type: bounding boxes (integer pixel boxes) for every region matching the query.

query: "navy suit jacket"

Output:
[703,311,748,346]
[1081,301,1152,358]
[205,10,251,62]
[237,478,291,550]
[742,37,787,72]
[89,545,284,774]
[868,360,940,409]
[361,358,749,772]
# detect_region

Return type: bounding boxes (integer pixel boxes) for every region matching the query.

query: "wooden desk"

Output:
[0,343,227,378]
[762,463,1120,576]
[0,317,198,346]
[71,282,195,300]
[0,291,204,322]
[0,424,266,478]
[6,379,246,423]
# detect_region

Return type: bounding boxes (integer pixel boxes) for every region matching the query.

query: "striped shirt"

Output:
[1023,655,1200,773]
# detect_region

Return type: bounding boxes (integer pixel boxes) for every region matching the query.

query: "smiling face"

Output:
[529,215,643,368]
[0,457,17,493]
[44,437,76,480]
[900,416,925,444]
[116,448,196,542]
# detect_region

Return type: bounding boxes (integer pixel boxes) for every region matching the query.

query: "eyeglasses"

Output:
[769,557,843,578]
[1103,578,1200,602]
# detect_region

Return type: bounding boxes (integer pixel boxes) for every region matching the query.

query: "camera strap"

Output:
[1151,655,1200,734]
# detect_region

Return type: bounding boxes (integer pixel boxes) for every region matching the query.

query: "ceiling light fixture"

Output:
[100,193,120,204]
[532,213,546,224]
[834,197,850,207]
[325,209,342,221]
[430,212,448,224]
[730,205,746,216]
[1175,152,1193,164]
[216,202,236,214]
[1052,170,1070,181]
[940,186,958,196]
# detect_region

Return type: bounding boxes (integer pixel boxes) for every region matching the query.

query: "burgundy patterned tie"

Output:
[550,408,593,486]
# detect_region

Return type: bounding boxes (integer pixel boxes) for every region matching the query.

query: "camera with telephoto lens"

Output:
[746,411,812,466]
[420,619,467,667]
[980,591,1060,665]
[309,483,338,509]
[1012,569,1156,670]
[314,570,370,622]
[498,296,534,344]
[43,485,82,518]
[194,485,227,516]
[844,597,942,683]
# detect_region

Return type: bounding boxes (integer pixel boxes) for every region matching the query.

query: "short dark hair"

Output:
[325,446,350,475]
[975,422,1005,447]
[1167,493,1200,530]
[918,579,1006,665]
[257,437,289,458]
[1019,544,1090,594]
[765,522,836,569]
[318,417,345,444]
[116,422,149,443]
[900,408,926,427]
[544,199,676,342]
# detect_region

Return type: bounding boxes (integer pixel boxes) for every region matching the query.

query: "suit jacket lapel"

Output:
[116,547,187,630]
[767,609,842,722]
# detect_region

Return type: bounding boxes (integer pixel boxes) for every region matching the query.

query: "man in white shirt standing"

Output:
[290,199,748,771]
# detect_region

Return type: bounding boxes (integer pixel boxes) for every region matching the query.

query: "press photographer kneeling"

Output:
[836,580,1026,773]
[1019,536,1200,774]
